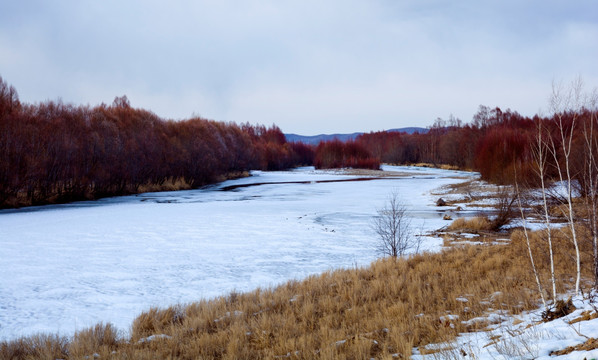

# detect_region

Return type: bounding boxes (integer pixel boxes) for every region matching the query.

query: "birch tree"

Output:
[548,78,583,295]
[581,88,598,289]
[515,180,547,308]
[532,118,557,301]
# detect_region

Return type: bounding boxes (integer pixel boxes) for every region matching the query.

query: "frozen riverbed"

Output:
[0,165,476,340]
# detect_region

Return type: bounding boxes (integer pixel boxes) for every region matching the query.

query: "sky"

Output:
[1,1,597,135]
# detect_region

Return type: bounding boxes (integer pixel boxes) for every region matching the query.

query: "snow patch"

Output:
[414,296,598,360]
[137,334,172,343]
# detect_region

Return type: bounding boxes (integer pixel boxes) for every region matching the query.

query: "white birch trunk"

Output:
[515,181,547,307]
[534,120,557,301]
[550,79,582,295]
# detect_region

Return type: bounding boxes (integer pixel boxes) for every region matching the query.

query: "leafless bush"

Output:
[492,185,517,230]
[372,191,420,257]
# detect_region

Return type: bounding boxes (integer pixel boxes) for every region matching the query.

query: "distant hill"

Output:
[285,127,428,145]
[387,127,428,135]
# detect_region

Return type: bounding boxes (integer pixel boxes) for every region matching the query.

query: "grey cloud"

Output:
[0,0,597,134]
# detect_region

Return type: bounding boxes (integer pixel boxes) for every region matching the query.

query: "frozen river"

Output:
[0,165,476,340]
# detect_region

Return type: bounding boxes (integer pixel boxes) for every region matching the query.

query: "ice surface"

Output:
[0,166,475,340]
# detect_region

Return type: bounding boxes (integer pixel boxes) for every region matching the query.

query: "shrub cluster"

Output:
[314,139,379,170]
[0,77,312,208]
[356,106,597,186]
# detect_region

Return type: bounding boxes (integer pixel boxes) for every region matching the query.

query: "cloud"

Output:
[1,0,597,134]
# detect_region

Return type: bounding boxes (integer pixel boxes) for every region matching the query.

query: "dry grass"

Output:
[0,334,68,360]
[137,177,193,193]
[548,198,588,219]
[511,225,595,293]
[2,172,251,209]
[550,337,598,356]
[569,310,598,324]
[2,228,592,360]
[447,217,493,232]
[138,172,250,193]
[411,163,463,171]
[68,323,120,358]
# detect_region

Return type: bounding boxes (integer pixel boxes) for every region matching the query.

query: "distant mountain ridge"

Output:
[285,127,428,145]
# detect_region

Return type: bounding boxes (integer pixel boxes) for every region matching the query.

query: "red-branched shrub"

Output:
[314,140,380,169]
[0,77,310,208]
[474,126,533,184]
[289,142,315,166]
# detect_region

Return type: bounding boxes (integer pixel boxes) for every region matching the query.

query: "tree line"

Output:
[354,104,598,188]
[0,77,311,208]
[3,74,597,209]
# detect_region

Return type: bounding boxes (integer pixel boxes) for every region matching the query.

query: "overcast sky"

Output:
[1,1,597,134]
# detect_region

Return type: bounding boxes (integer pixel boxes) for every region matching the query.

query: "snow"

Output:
[0,165,475,340]
[413,296,598,359]
[137,334,172,343]
[507,218,569,232]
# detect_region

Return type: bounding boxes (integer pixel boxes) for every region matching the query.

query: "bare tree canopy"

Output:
[372,191,419,258]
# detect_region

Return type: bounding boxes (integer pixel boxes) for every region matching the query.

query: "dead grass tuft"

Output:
[549,337,598,356]
[0,334,68,360]
[412,163,462,171]
[137,177,193,193]
[448,217,493,232]
[131,305,185,342]
[69,322,121,358]
[569,310,598,324]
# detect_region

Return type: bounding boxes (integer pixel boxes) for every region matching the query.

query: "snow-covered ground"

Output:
[0,166,474,340]
[413,296,598,359]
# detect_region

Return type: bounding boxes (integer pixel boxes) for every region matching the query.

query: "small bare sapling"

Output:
[372,191,419,257]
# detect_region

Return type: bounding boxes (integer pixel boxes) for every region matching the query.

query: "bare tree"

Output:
[491,185,517,231]
[372,191,419,257]
[515,180,547,308]
[581,87,598,289]
[532,118,557,301]
[548,77,583,295]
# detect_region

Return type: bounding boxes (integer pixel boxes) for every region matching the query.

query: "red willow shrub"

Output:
[0,77,310,208]
[289,141,315,166]
[356,131,422,165]
[474,126,534,184]
[314,139,380,170]
[355,107,598,188]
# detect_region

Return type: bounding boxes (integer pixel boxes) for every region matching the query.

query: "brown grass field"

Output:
[1,221,593,359]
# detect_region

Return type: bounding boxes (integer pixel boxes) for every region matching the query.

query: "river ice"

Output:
[0,165,475,340]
